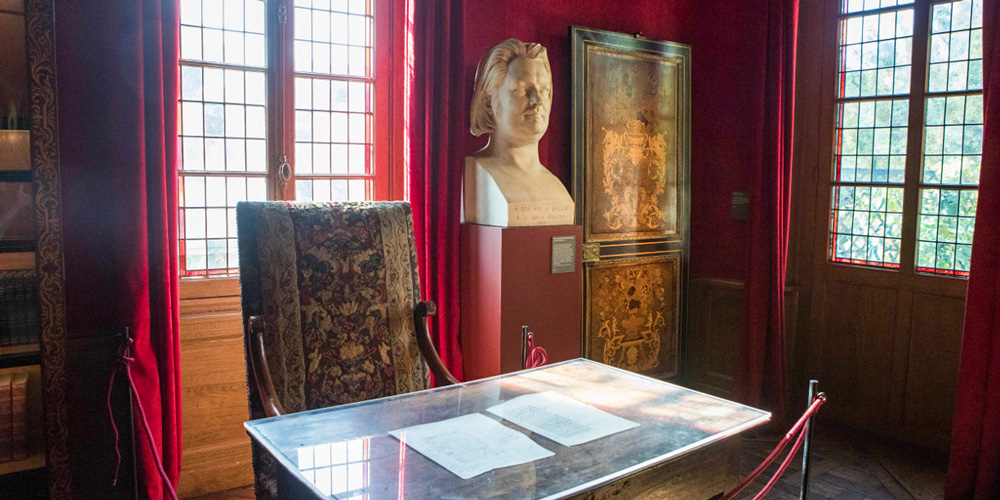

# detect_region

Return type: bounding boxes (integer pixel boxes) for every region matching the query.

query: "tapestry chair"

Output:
[236,201,457,499]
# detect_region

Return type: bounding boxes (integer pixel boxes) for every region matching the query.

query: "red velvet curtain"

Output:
[405,0,466,380]
[731,0,799,423]
[946,1,1000,497]
[55,1,182,498]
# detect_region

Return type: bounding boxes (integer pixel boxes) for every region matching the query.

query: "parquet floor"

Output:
[735,425,945,500]
[187,425,946,500]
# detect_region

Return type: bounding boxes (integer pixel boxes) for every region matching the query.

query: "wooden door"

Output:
[570,27,691,380]
[791,0,970,450]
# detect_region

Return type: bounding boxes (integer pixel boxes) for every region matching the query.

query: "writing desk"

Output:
[245,359,769,499]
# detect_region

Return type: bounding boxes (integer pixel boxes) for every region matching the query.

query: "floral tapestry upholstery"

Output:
[237,201,431,500]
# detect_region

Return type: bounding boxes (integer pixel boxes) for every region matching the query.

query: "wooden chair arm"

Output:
[247,315,285,418]
[414,301,459,386]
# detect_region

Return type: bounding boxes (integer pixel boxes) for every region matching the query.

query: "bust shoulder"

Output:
[465,156,570,204]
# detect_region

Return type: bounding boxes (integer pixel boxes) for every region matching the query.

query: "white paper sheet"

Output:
[487,391,640,447]
[388,413,554,480]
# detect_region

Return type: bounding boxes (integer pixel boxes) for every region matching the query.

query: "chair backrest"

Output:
[236,201,432,421]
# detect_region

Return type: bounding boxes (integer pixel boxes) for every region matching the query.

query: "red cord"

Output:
[721,394,827,500]
[108,340,180,500]
[524,333,548,369]
[106,361,122,485]
[751,425,808,500]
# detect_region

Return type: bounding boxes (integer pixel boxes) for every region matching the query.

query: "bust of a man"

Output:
[463,39,575,227]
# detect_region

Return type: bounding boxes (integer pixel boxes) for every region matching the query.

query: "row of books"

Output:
[0,372,28,462]
[0,271,39,348]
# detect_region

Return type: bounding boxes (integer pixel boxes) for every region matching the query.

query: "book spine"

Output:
[0,375,11,463]
[0,276,10,347]
[10,277,21,346]
[27,276,39,344]
[10,373,27,460]
[14,276,28,346]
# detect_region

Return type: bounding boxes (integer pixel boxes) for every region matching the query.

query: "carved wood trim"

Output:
[25,0,72,497]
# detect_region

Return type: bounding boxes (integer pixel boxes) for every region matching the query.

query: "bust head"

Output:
[470,39,553,147]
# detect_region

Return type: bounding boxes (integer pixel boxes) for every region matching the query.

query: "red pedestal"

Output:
[460,223,583,380]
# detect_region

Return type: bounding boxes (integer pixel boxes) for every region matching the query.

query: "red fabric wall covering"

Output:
[460,0,768,281]
[55,1,181,499]
[406,0,467,380]
[731,0,799,423]
[946,0,1000,497]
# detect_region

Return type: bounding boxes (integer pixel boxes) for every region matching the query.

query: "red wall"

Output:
[458,0,769,281]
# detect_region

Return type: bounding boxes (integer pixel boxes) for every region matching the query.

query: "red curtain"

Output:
[946,1,1000,497]
[731,0,799,423]
[405,0,466,380]
[55,1,182,498]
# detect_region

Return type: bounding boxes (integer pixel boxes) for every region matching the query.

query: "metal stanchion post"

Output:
[521,326,529,370]
[799,380,819,500]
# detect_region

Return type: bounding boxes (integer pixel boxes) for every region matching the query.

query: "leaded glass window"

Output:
[828,0,983,277]
[180,0,268,276]
[178,0,391,277]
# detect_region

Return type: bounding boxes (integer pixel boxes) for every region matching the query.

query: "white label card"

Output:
[389,413,554,480]
[487,391,640,447]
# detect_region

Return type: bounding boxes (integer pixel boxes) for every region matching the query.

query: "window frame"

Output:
[817,0,981,290]
[177,0,406,282]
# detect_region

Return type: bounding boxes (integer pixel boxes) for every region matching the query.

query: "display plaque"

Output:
[551,235,576,274]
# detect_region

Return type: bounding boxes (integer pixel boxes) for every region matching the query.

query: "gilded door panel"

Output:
[585,48,682,243]
[572,27,690,379]
[585,255,681,379]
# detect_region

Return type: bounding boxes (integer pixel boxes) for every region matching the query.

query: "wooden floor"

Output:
[737,424,946,500]
[186,425,946,500]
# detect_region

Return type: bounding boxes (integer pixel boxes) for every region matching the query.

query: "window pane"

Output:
[916,188,976,275]
[917,1,982,277]
[829,186,905,268]
[838,9,913,98]
[842,0,913,14]
[293,0,375,202]
[928,0,983,92]
[181,0,266,68]
[922,95,983,185]
[835,99,908,183]
[179,0,268,276]
[294,0,373,77]
[295,75,374,197]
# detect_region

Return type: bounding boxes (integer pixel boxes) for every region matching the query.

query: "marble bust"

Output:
[464,38,575,227]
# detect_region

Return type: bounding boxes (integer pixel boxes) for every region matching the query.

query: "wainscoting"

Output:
[178,278,253,497]
[684,278,798,401]
[685,276,962,452]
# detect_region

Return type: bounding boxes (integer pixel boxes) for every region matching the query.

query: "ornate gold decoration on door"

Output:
[572,27,690,379]
[586,255,680,375]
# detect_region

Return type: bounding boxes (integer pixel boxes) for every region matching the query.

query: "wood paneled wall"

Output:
[783,0,966,452]
[685,272,961,451]
[177,278,253,498]
[686,279,744,397]
[684,278,799,403]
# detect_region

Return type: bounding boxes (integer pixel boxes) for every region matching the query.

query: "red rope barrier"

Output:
[721,393,827,500]
[524,332,548,369]
[751,425,808,500]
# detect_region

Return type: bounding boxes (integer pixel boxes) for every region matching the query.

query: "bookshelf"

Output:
[0,0,68,498]
[0,365,44,474]
[0,0,44,484]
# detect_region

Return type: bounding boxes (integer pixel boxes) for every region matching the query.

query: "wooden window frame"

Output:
[807,0,976,298]
[180,0,407,288]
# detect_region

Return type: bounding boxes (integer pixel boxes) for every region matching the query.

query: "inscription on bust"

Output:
[509,202,575,226]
